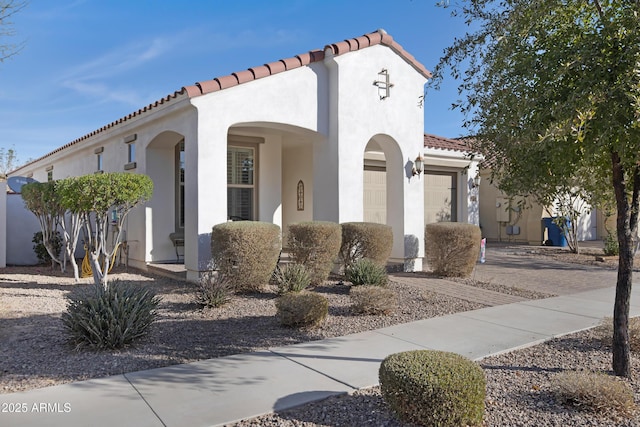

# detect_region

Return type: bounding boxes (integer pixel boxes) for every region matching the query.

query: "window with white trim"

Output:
[227,145,256,221]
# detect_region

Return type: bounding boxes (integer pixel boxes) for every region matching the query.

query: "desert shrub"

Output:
[195,269,233,308]
[603,233,619,256]
[32,231,63,265]
[62,280,161,350]
[275,291,328,327]
[344,258,388,287]
[273,263,311,294]
[339,222,393,271]
[211,221,281,292]
[287,221,341,286]
[379,350,485,426]
[593,316,640,352]
[425,222,481,277]
[350,286,397,315]
[551,370,636,418]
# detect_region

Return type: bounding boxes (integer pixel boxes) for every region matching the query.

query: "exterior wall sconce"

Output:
[412,155,424,177]
[471,174,481,188]
[373,69,394,100]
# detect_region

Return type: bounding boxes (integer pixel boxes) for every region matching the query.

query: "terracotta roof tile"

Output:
[11,29,432,174]
[265,60,286,74]
[281,56,302,70]
[423,133,470,152]
[198,79,221,93]
[249,65,271,79]
[215,75,239,90]
[233,70,254,85]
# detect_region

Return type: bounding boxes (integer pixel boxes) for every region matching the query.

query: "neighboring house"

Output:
[478,167,610,244]
[6,29,480,280]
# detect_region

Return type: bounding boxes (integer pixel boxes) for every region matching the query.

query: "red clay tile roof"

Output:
[423,133,470,152]
[183,28,431,97]
[11,29,431,174]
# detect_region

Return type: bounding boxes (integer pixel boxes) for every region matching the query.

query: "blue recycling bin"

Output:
[542,217,569,247]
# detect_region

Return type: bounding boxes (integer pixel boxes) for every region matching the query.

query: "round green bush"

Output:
[211,221,281,292]
[287,221,341,286]
[275,291,328,327]
[62,280,161,350]
[379,350,486,426]
[345,258,388,287]
[425,222,481,277]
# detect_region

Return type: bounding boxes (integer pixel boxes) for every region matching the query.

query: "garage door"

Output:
[424,172,457,225]
[363,167,386,224]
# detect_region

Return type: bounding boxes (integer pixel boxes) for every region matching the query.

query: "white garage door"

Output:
[424,172,457,225]
[363,167,386,224]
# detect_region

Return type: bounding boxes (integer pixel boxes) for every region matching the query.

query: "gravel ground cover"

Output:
[0,265,483,394]
[2,247,638,426]
[230,327,640,427]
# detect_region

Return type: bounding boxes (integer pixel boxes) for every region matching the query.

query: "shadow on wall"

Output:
[404,234,420,271]
[6,194,40,265]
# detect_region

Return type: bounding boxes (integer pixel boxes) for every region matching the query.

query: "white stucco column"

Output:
[185,123,228,281]
[465,160,481,226]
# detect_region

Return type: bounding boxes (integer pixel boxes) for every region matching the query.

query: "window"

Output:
[175,141,185,229]
[128,143,136,163]
[124,134,137,170]
[227,145,256,221]
[46,166,53,182]
[94,147,104,173]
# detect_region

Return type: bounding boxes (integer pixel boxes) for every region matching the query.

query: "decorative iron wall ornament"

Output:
[297,180,304,211]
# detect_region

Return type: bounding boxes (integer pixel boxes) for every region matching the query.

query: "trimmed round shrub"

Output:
[425,222,481,277]
[275,291,328,327]
[339,222,393,271]
[287,221,341,286]
[350,286,397,315]
[379,350,485,426]
[273,263,311,294]
[62,281,161,350]
[345,258,388,287]
[211,221,281,292]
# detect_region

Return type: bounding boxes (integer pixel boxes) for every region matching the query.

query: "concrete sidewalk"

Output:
[1,285,639,427]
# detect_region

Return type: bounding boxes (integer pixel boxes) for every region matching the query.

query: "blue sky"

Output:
[0,0,473,165]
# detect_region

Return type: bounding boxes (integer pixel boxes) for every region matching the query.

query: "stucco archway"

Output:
[363,134,406,263]
[145,130,186,263]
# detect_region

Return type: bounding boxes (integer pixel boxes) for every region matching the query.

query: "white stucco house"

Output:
[5,29,480,280]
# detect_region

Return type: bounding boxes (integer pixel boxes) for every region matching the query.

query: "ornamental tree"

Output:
[432,0,640,377]
[57,172,153,287]
[21,181,66,271]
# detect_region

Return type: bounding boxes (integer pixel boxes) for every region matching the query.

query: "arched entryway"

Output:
[145,130,186,263]
[362,135,405,262]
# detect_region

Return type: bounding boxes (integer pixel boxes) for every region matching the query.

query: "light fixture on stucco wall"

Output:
[471,174,481,188]
[373,69,393,99]
[411,155,424,177]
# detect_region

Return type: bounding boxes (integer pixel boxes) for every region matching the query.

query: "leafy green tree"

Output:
[432,0,640,377]
[58,173,153,287]
[21,181,66,271]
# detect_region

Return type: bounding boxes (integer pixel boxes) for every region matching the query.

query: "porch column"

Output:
[185,126,228,282]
